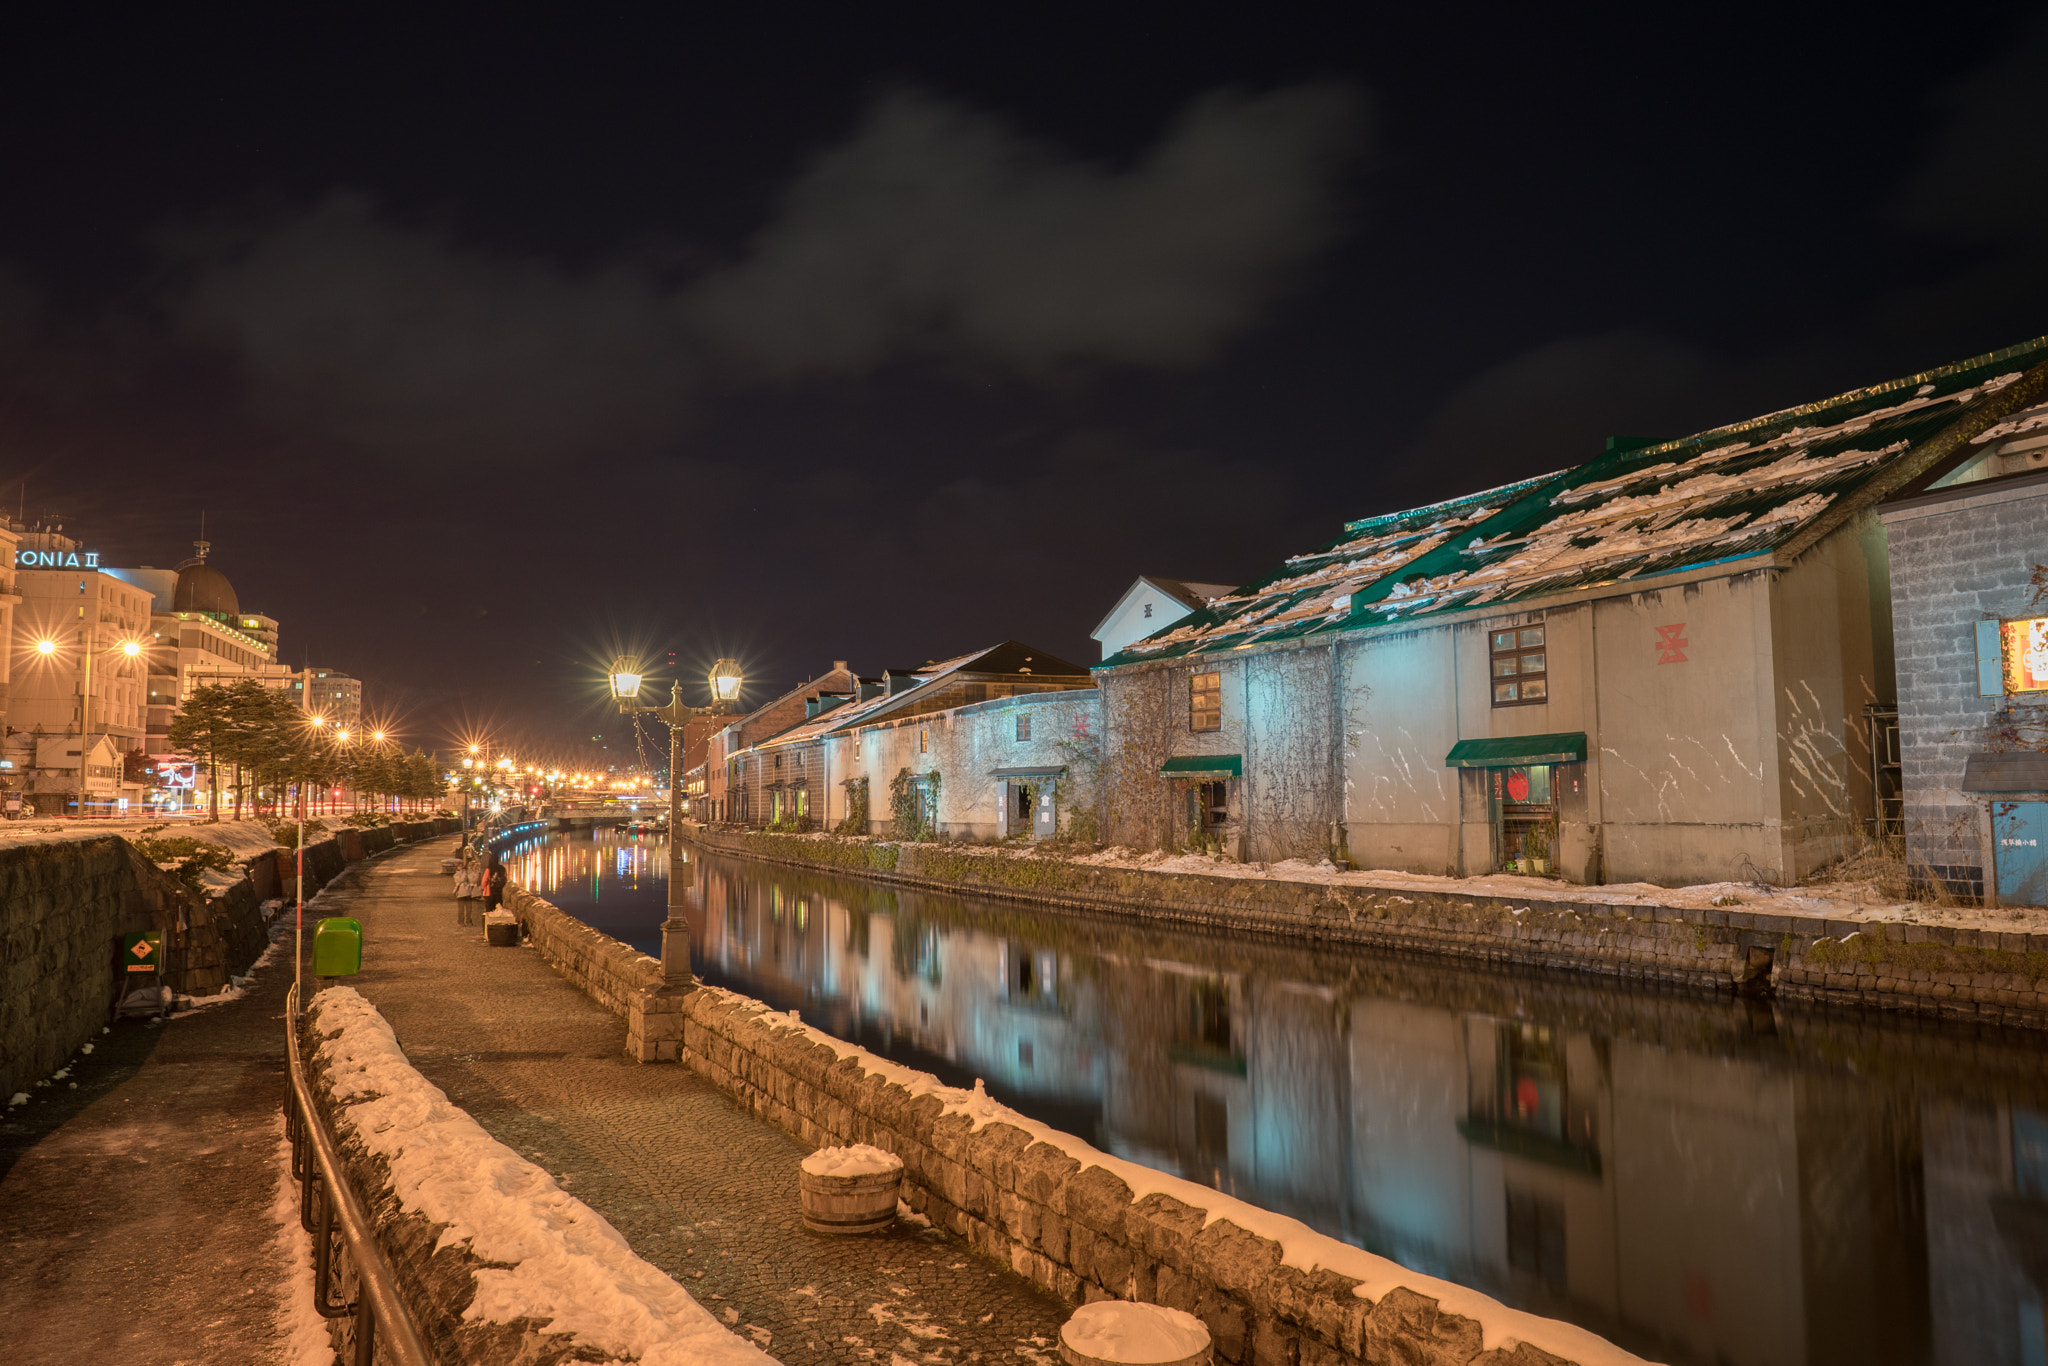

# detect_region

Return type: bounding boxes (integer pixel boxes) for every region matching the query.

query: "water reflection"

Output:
[509,830,2048,1366]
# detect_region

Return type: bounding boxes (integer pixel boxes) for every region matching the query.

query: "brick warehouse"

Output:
[1882,396,2048,905]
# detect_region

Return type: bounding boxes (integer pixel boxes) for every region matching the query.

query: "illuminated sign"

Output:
[2003,617,2048,694]
[14,549,101,568]
[154,760,197,789]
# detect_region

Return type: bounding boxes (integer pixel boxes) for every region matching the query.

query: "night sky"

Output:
[4,6,2045,758]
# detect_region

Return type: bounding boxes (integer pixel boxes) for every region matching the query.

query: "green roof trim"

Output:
[1160,754,1242,778]
[1445,733,1587,768]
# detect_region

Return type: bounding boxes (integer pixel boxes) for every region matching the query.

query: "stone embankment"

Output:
[508,884,1636,1366]
[679,826,2048,1029]
[300,986,770,1366]
[0,817,457,1102]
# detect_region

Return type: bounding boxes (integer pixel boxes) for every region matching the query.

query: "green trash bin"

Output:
[313,917,362,977]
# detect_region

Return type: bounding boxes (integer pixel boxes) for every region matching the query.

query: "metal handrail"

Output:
[285,983,436,1366]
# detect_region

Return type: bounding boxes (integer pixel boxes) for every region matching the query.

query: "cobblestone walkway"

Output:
[321,839,1069,1366]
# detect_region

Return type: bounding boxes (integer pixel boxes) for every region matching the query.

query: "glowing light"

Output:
[120,640,142,657]
[35,638,57,655]
[609,656,644,701]
[372,731,386,742]
[338,730,351,741]
[710,658,743,703]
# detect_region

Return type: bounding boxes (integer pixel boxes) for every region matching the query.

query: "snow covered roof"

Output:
[749,641,1089,751]
[1103,334,2048,666]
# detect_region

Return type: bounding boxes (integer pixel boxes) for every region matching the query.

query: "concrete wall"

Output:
[1884,475,2048,897]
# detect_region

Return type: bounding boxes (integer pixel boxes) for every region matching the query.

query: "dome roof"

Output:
[173,561,240,616]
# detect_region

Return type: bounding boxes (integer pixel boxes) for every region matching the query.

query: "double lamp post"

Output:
[607,655,743,986]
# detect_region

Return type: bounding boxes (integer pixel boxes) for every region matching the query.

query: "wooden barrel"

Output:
[1059,1301,1213,1366]
[798,1146,903,1235]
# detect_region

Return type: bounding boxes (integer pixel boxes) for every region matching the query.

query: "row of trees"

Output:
[164,678,444,821]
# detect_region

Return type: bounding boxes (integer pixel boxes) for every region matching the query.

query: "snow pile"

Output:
[1061,1301,1210,1364]
[800,1144,903,1179]
[308,987,772,1366]
[708,987,1647,1366]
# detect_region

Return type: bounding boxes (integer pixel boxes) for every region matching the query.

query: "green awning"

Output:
[1160,754,1242,778]
[991,766,1066,779]
[1444,732,1587,768]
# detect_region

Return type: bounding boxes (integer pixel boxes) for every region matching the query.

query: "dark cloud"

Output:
[690,84,1367,378]
[162,82,1367,466]
[1889,12,2048,245]
[174,195,701,463]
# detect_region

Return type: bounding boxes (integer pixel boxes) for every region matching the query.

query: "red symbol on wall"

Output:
[1656,623,1689,664]
[1506,770,1530,802]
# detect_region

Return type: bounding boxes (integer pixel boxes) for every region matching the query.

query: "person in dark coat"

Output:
[482,853,508,913]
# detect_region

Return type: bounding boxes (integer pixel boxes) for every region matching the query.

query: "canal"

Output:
[501,827,2048,1366]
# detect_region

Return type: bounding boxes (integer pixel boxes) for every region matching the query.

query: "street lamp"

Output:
[710,658,743,705]
[606,656,746,989]
[608,656,644,703]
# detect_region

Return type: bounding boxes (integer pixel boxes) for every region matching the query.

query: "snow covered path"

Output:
[0,916,302,1362]
[314,838,1072,1366]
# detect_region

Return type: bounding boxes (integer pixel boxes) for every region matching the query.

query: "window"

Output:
[1016,713,1032,742]
[919,728,929,753]
[1191,671,1222,731]
[1490,624,1548,706]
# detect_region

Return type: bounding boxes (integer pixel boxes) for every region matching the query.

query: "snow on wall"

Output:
[306,987,773,1366]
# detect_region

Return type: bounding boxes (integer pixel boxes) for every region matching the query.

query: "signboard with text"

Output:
[15,548,102,568]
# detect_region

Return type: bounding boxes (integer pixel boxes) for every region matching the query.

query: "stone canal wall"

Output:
[505,884,1631,1366]
[679,825,2048,1029]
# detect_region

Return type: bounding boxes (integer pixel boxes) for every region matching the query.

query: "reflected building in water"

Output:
[680,850,2048,1366]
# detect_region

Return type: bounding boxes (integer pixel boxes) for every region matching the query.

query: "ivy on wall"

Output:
[837,776,870,835]
[889,767,941,841]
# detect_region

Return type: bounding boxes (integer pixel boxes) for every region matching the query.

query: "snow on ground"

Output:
[269,1115,340,1366]
[712,986,1651,1366]
[0,816,282,858]
[308,986,775,1366]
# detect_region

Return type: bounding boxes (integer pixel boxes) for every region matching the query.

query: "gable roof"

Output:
[1090,576,1237,642]
[1103,334,2048,668]
[751,640,1090,751]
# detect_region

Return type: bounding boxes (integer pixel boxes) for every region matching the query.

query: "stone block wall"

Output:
[0,825,380,1100]
[502,876,1618,1366]
[505,885,686,1062]
[678,985,1596,1366]
[0,837,180,1098]
[683,826,2048,1028]
[1883,477,2048,897]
